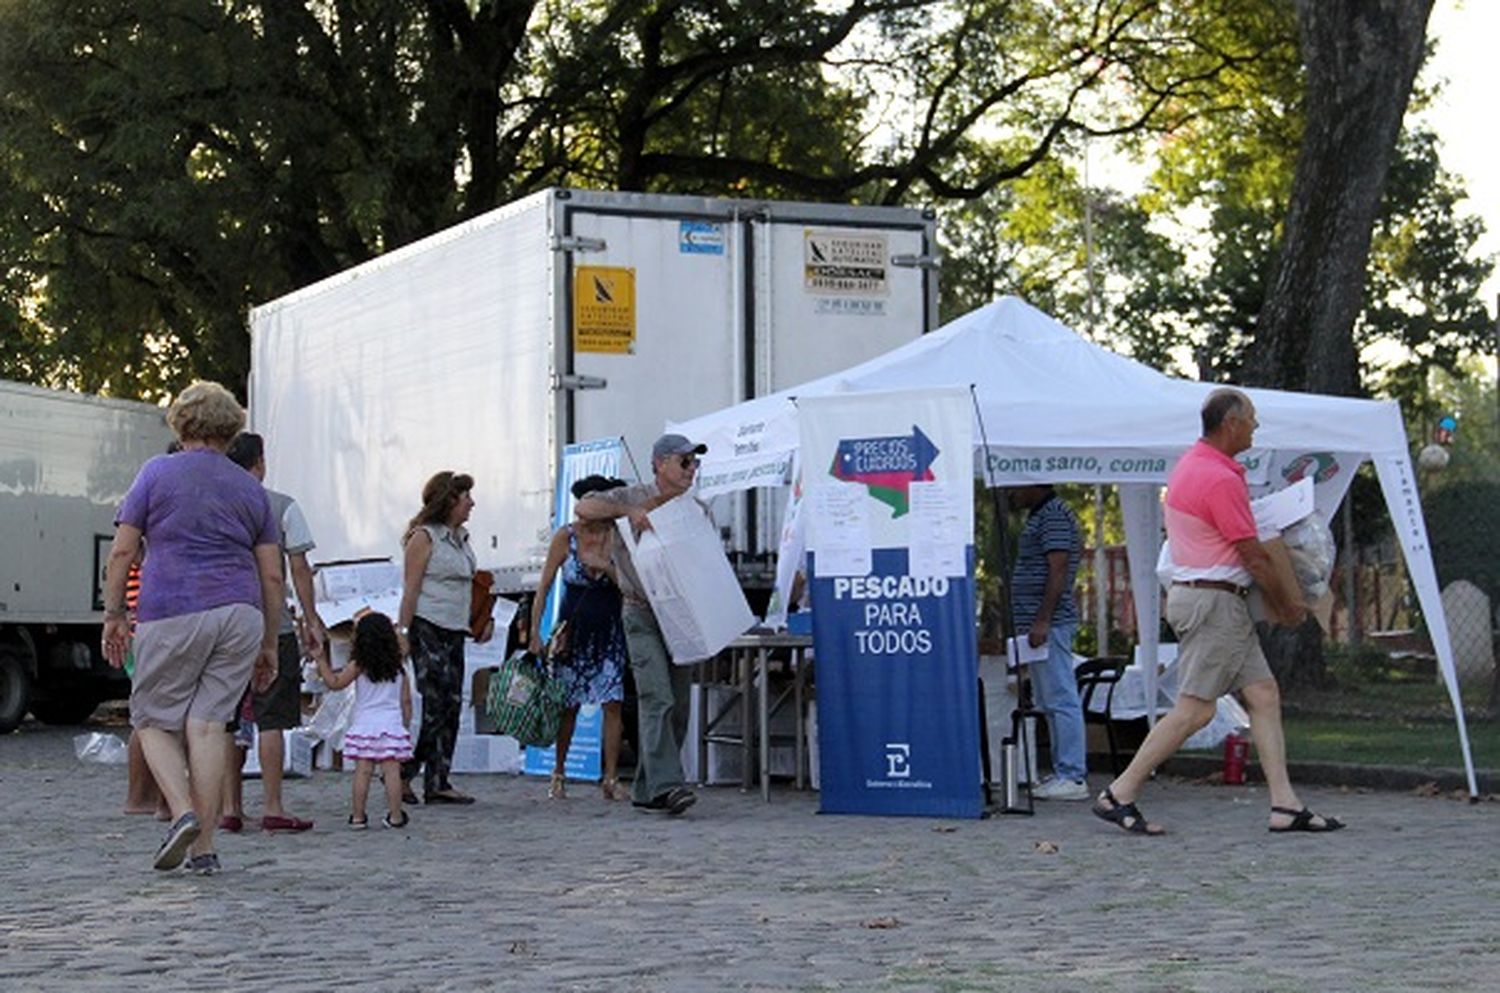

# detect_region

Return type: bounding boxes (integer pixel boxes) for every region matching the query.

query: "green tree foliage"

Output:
[1,0,1287,399]
[938,163,1196,372]
[1107,2,1492,411]
[1364,132,1496,421]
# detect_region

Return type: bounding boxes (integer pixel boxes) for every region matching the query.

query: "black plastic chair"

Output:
[1075,656,1129,775]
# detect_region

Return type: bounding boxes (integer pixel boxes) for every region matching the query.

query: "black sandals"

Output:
[1268,805,1345,833]
[1091,787,1166,836]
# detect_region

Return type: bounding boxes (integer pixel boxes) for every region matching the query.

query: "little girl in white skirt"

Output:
[316,612,414,828]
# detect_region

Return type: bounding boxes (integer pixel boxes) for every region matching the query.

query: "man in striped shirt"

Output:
[1092,388,1344,835]
[1009,484,1088,800]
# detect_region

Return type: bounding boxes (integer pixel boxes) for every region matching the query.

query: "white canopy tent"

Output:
[669,296,1478,796]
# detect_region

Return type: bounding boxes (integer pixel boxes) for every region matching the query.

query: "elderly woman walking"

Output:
[398,471,493,805]
[101,382,283,875]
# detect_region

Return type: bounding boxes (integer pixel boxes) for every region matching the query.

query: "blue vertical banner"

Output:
[524,438,623,781]
[541,437,626,640]
[801,387,980,818]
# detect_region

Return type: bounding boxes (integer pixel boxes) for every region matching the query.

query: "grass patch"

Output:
[1278,712,1498,769]
[1234,646,1500,769]
[1184,712,1498,769]
[1172,659,1500,769]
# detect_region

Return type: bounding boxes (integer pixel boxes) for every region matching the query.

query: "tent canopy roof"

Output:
[670,297,1409,474]
[668,297,1478,796]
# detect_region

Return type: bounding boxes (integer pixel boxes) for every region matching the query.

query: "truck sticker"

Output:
[93,533,111,611]
[815,298,887,317]
[574,266,637,354]
[678,220,725,255]
[804,230,888,296]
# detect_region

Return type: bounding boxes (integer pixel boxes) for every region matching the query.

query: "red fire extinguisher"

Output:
[1222,730,1249,785]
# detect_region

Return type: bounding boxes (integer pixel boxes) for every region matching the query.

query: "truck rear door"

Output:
[560,206,743,478]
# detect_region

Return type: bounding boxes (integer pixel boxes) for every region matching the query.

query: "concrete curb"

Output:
[1159,754,1497,796]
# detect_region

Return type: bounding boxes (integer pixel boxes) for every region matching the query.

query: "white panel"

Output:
[249,192,556,570]
[763,222,928,392]
[0,383,171,623]
[746,221,929,558]
[568,211,740,478]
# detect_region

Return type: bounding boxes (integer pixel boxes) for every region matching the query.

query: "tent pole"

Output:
[1372,451,1479,799]
[1094,485,1108,654]
[1342,496,1358,645]
[972,387,1030,813]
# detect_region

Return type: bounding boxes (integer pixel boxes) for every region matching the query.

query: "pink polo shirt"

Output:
[1164,440,1257,585]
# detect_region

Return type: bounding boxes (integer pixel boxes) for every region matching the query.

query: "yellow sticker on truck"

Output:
[574,266,636,353]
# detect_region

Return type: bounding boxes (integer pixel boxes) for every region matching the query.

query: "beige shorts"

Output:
[1165,585,1272,701]
[130,603,264,730]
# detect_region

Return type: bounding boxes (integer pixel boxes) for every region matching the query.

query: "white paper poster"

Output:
[908,480,965,578]
[807,481,873,576]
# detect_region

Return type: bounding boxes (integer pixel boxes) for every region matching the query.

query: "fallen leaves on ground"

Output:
[861,916,901,929]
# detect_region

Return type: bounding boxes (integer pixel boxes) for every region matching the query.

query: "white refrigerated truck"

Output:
[249,188,940,590]
[0,380,172,732]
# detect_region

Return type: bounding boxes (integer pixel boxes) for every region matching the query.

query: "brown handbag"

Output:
[469,570,499,639]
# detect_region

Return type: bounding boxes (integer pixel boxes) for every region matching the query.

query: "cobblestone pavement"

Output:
[2,719,1497,993]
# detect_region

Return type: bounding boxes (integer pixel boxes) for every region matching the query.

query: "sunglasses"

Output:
[678,454,700,469]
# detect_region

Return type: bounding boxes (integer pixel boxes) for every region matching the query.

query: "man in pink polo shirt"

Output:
[1092,388,1344,835]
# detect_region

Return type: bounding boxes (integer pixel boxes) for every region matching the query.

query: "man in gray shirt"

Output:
[222,432,327,832]
[575,433,707,815]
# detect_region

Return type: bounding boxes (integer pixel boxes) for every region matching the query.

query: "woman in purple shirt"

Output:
[101,382,284,876]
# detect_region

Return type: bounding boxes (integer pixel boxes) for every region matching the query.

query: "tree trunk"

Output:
[1248,0,1434,397]
[1248,0,1432,685]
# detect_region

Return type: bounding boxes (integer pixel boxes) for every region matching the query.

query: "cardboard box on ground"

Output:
[450,637,524,773]
[681,681,802,785]
[242,728,316,779]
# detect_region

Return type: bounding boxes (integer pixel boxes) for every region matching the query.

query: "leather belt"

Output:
[1173,579,1250,597]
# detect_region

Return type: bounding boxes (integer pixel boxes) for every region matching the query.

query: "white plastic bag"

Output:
[1155,539,1175,590]
[305,686,356,750]
[1183,697,1250,751]
[73,732,128,765]
[1280,511,1336,599]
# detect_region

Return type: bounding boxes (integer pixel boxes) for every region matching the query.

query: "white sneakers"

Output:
[1032,776,1090,801]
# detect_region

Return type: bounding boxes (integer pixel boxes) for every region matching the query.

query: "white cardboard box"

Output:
[242,728,316,779]
[621,496,755,664]
[315,560,402,603]
[450,733,523,774]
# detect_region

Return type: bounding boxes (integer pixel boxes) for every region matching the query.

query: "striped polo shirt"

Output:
[1011,493,1081,628]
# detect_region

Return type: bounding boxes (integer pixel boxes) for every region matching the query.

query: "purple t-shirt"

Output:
[116,450,278,622]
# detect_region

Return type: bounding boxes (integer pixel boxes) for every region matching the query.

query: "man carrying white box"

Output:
[575,433,708,816]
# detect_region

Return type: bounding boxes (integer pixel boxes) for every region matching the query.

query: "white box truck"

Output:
[249,188,939,590]
[0,380,172,732]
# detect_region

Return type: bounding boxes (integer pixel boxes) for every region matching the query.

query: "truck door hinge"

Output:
[890,252,943,270]
[553,373,609,391]
[552,235,607,254]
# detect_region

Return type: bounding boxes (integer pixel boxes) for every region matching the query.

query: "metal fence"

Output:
[1051,471,1497,772]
